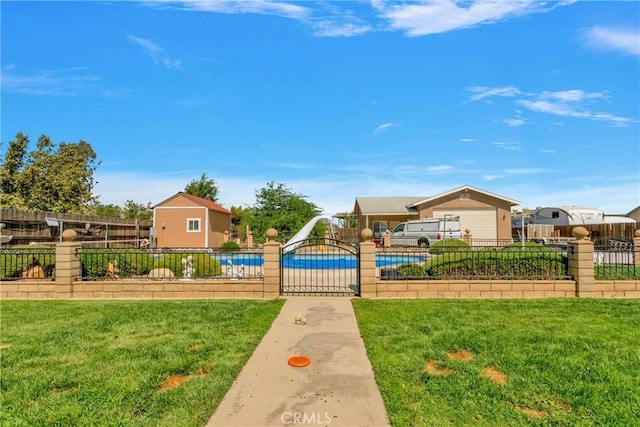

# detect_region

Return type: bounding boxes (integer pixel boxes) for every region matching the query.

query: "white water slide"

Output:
[282,214,335,253]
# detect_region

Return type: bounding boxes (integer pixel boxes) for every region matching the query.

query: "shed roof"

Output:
[154,192,232,215]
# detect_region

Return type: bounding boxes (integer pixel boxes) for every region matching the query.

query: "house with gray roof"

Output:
[354,185,520,241]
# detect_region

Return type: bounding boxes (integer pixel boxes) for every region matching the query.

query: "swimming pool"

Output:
[213,253,425,269]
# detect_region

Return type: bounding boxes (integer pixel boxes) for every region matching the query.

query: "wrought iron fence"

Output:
[594,244,640,280]
[0,247,56,280]
[378,243,573,280]
[79,248,264,281]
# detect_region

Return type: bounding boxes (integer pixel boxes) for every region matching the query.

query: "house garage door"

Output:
[434,208,497,240]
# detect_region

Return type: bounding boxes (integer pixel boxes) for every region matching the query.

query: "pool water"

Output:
[213,253,425,269]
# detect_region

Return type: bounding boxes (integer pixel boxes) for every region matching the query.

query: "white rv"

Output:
[530,207,635,226]
[389,217,462,247]
[530,207,603,225]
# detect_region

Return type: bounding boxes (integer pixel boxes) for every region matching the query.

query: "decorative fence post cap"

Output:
[635,229,640,238]
[62,229,77,242]
[361,228,373,241]
[266,228,278,241]
[572,226,589,240]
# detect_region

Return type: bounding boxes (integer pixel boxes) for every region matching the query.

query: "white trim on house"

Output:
[409,185,520,207]
[186,217,202,233]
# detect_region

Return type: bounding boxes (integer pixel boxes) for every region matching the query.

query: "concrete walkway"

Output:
[206,297,390,427]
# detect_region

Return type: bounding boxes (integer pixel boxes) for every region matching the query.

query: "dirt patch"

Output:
[158,369,209,392]
[0,344,11,350]
[424,360,455,376]
[480,367,508,385]
[446,350,474,361]
[515,405,547,419]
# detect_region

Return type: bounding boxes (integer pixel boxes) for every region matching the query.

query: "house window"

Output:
[460,192,471,200]
[372,221,388,235]
[186,218,201,232]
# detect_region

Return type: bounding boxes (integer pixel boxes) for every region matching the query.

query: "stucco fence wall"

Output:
[2,227,640,300]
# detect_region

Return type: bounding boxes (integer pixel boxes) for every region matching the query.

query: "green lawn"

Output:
[353,299,640,426]
[0,299,284,426]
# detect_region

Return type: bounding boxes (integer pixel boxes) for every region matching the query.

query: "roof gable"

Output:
[154,192,231,215]
[409,185,520,207]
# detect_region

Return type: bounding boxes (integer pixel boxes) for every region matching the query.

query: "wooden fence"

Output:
[0,208,152,247]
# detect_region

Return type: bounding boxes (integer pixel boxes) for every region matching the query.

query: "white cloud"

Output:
[466,86,521,102]
[373,122,396,134]
[426,165,453,173]
[482,174,503,181]
[503,118,526,127]
[504,168,547,175]
[583,26,640,56]
[377,0,570,36]
[128,35,183,70]
[492,142,521,151]
[541,89,606,102]
[461,138,476,142]
[0,66,101,96]
[95,168,638,221]
[312,20,371,37]
[469,85,635,127]
[145,0,310,20]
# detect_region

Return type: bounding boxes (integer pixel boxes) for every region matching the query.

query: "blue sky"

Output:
[2,0,639,216]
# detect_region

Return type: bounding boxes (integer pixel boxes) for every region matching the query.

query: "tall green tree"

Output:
[184,173,219,202]
[246,181,321,242]
[122,199,153,220]
[0,132,99,213]
[90,202,124,218]
[0,133,30,209]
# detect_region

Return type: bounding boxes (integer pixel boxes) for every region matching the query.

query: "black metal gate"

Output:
[280,238,360,296]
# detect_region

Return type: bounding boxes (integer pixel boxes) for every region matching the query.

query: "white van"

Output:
[389,217,462,247]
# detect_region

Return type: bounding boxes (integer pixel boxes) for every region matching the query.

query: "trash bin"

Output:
[380,268,398,280]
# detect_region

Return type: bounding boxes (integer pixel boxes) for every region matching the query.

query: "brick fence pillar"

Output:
[634,229,640,268]
[55,229,82,298]
[359,228,377,298]
[568,226,595,297]
[262,228,281,299]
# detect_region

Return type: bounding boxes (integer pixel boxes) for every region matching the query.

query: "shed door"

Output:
[433,208,497,240]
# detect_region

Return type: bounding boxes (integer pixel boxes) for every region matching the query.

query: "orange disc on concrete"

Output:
[288,356,311,367]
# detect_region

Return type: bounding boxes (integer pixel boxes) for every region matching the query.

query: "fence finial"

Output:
[62,229,77,242]
[361,228,373,242]
[572,226,589,241]
[266,228,278,242]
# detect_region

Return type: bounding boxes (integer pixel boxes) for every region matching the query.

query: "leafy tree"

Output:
[247,181,321,242]
[0,132,28,196]
[122,199,152,220]
[90,202,124,218]
[184,173,219,202]
[0,132,99,213]
[230,205,251,240]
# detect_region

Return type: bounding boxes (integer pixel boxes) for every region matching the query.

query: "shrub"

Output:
[425,250,568,279]
[0,247,55,278]
[428,238,470,255]
[154,252,222,278]
[219,241,241,253]
[81,249,154,278]
[501,241,553,252]
[397,263,426,277]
